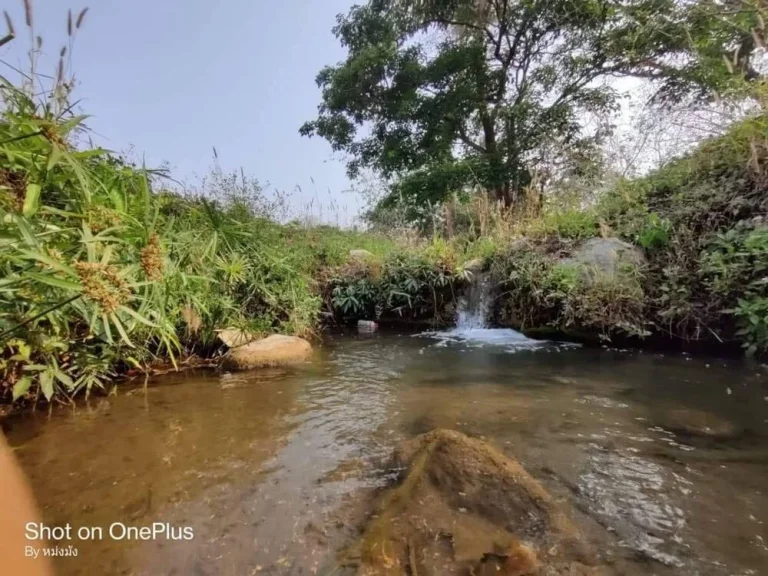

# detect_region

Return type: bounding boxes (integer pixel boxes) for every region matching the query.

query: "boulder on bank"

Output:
[350,429,599,575]
[221,335,312,371]
[461,258,484,273]
[565,238,645,282]
[509,237,533,252]
[349,249,375,261]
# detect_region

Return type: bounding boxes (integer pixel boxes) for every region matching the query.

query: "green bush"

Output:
[490,247,646,339]
[542,208,599,240]
[637,213,671,250]
[703,226,768,354]
[731,297,768,356]
[325,247,462,324]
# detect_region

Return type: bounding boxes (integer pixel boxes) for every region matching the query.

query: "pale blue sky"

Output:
[1,0,361,224]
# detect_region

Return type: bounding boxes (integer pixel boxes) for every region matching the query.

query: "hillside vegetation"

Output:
[2,0,768,406]
[486,114,768,352]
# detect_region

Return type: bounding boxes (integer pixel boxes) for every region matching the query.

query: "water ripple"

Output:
[578,445,688,568]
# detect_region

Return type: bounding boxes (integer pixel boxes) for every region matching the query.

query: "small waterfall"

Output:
[456,272,492,330]
[420,269,574,350]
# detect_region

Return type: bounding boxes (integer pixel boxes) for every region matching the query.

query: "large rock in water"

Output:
[350,429,600,575]
[221,335,311,371]
[566,238,645,282]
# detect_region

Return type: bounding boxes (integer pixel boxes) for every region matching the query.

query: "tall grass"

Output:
[0,3,409,404]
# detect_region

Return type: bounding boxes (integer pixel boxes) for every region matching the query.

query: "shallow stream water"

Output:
[5,331,768,575]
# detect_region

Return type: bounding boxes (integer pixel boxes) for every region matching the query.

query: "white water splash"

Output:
[423,271,575,350]
[456,272,492,330]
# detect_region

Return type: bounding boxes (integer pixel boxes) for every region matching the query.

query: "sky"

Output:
[1,0,362,225]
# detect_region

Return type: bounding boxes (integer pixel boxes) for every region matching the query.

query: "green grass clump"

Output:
[490,250,647,340]
[321,237,465,325]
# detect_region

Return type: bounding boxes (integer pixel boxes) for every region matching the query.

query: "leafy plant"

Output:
[637,213,671,250]
[324,246,462,324]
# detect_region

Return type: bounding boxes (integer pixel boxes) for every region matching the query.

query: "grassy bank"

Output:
[335,112,768,355]
[3,87,766,406]
[0,78,474,404]
[445,114,768,354]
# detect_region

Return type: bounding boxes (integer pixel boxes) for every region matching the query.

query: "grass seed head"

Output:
[75,7,88,29]
[75,261,131,314]
[140,233,164,281]
[4,11,14,36]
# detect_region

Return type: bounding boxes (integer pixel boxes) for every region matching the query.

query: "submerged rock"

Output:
[357,320,378,333]
[565,238,645,282]
[221,335,312,371]
[660,408,742,440]
[348,429,601,575]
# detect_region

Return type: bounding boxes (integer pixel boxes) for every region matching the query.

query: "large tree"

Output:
[301,0,766,210]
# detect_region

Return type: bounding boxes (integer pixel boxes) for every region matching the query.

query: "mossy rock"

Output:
[347,429,602,575]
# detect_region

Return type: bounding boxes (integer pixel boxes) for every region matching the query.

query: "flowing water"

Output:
[428,269,570,348]
[5,333,768,575]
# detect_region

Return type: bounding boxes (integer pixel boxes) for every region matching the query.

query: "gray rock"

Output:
[461,258,483,273]
[357,320,378,333]
[349,249,375,261]
[564,237,645,282]
[509,238,532,252]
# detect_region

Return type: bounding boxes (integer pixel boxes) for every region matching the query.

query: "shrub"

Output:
[703,226,768,354]
[637,213,671,250]
[324,247,463,324]
[491,249,646,339]
[541,209,599,240]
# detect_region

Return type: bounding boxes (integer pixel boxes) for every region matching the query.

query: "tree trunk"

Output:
[481,112,513,208]
[444,197,454,239]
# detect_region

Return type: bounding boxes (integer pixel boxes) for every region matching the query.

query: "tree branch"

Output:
[457,124,487,153]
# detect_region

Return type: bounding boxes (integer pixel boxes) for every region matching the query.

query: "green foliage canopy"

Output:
[302,0,767,214]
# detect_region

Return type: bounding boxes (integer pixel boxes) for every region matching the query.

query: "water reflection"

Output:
[137,340,404,575]
[6,368,303,575]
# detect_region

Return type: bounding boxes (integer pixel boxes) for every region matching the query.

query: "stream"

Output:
[4,330,768,575]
